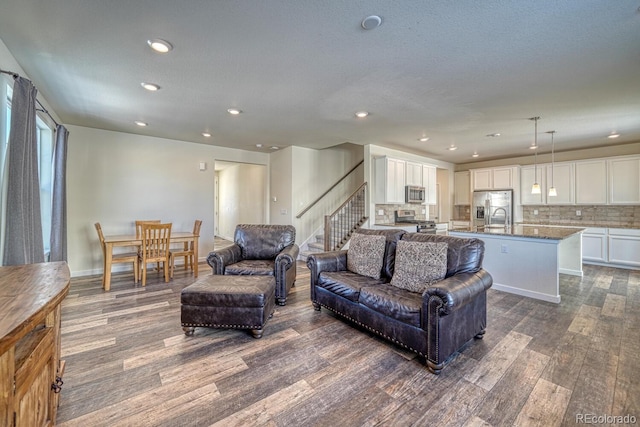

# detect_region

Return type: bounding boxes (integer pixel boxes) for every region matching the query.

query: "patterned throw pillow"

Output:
[346,233,387,279]
[391,241,448,293]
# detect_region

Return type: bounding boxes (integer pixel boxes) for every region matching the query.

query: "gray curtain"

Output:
[49,124,68,262]
[2,77,44,265]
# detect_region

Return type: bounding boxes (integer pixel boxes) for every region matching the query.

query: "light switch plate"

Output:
[576,210,582,216]
[378,209,384,216]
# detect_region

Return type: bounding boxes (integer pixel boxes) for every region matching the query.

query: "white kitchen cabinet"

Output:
[406,161,423,186]
[582,227,608,263]
[608,228,640,267]
[422,165,437,205]
[471,166,519,190]
[520,164,545,205]
[608,156,640,204]
[454,171,470,205]
[450,220,470,230]
[546,162,575,205]
[374,156,406,204]
[575,159,607,204]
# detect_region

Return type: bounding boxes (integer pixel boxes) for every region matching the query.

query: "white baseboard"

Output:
[491,283,561,304]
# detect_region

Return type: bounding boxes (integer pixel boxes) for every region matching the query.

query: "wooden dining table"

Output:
[102,231,199,291]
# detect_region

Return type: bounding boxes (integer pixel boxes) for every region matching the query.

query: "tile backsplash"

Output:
[522,205,640,228]
[374,204,427,223]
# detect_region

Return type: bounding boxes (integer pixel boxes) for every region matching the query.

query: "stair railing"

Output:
[296,160,364,219]
[324,182,368,251]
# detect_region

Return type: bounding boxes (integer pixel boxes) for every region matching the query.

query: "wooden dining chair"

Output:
[139,222,173,286]
[95,222,139,285]
[136,220,161,271]
[171,219,202,274]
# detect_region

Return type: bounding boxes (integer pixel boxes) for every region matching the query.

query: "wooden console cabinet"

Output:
[0,262,70,426]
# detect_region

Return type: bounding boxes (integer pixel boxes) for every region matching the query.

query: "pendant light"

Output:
[547,130,557,197]
[530,117,541,194]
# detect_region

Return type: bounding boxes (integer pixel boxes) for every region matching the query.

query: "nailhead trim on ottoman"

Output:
[181,275,276,339]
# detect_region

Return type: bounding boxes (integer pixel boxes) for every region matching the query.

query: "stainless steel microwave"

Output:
[405,185,426,204]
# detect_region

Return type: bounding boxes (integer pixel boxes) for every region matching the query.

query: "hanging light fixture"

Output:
[529,117,541,194]
[547,130,557,197]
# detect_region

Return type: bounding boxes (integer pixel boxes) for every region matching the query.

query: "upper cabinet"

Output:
[454,171,470,205]
[575,159,607,204]
[406,161,423,186]
[471,166,519,190]
[546,162,575,205]
[608,156,640,204]
[422,165,437,205]
[374,156,406,204]
[521,162,575,205]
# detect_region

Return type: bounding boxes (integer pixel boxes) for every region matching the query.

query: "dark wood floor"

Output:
[56,254,639,426]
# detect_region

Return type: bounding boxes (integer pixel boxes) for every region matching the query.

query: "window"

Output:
[0,78,55,260]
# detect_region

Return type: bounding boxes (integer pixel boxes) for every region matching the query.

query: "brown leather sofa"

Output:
[307,228,492,374]
[207,224,299,305]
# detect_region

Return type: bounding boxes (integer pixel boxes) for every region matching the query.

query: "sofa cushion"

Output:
[359,285,423,327]
[400,233,484,277]
[352,229,406,280]
[347,233,386,279]
[391,241,448,293]
[225,260,275,276]
[318,271,386,302]
[234,224,296,260]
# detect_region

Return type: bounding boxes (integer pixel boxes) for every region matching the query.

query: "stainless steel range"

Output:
[394,210,436,234]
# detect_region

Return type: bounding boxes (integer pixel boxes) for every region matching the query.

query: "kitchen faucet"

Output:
[492,207,509,227]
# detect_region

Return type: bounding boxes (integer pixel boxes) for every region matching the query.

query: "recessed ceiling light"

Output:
[418,137,430,142]
[447,145,458,151]
[134,120,147,127]
[355,111,369,118]
[529,144,538,149]
[202,132,211,137]
[270,146,279,150]
[361,15,382,30]
[141,82,160,91]
[256,144,263,148]
[227,108,242,115]
[147,39,173,53]
[486,133,501,137]
[472,152,479,158]
[608,133,620,139]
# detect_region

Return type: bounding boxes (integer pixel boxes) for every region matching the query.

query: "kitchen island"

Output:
[449,225,584,303]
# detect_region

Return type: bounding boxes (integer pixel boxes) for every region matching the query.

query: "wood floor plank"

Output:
[463,330,532,391]
[567,304,601,335]
[514,378,572,427]
[601,293,626,318]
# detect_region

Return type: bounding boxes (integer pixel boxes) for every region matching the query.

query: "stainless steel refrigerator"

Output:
[472,190,513,228]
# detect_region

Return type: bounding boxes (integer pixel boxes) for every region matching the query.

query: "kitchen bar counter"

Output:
[453,225,584,240]
[449,226,584,304]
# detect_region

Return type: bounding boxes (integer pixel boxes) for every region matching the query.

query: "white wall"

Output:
[217,163,267,240]
[269,147,293,226]
[67,125,269,276]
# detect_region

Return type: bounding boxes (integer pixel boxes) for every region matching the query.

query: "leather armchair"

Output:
[207,224,299,305]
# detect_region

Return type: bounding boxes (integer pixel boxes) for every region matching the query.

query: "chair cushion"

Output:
[347,233,386,279]
[225,260,275,276]
[318,271,386,302]
[359,285,423,327]
[390,241,448,293]
[234,224,296,260]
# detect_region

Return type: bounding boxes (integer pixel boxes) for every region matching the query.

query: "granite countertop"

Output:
[518,221,640,230]
[450,225,584,240]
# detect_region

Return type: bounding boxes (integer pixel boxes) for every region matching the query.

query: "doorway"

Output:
[214,161,268,240]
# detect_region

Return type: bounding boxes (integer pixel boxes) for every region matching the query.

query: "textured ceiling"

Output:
[0,0,639,163]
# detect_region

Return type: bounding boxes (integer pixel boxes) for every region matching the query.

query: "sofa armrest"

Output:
[275,244,299,271]
[206,244,242,274]
[306,250,348,286]
[423,269,493,316]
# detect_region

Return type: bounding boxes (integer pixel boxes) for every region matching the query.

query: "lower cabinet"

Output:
[582,227,640,268]
[608,228,640,268]
[582,227,608,263]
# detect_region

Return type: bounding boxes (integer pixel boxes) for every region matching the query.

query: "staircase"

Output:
[299,182,368,261]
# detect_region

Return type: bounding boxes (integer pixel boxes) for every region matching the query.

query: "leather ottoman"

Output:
[181,275,276,338]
